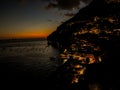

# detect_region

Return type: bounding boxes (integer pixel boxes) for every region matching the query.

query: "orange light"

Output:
[0,31,51,39]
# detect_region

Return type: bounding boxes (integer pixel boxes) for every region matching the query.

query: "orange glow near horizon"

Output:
[0,30,53,39]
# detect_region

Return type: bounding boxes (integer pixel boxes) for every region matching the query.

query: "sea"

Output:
[0,39,61,89]
[0,39,119,90]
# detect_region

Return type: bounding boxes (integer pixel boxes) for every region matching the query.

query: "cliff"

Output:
[47,0,120,49]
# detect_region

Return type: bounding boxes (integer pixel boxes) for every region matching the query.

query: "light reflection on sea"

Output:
[0,39,60,88]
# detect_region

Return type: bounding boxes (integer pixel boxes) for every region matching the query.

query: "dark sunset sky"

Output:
[0,0,92,39]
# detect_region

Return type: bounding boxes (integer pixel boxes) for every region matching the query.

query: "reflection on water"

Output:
[0,39,61,89]
[0,39,119,90]
[0,40,58,57]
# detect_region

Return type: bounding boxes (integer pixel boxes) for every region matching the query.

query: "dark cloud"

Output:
[46,0,80,10]
[64,13,75,17]
[47,19,52,22]
[17,0,27,4]
[2,0,92,10]
[45,2,58,9]
[1,0,92,10]
[55,0,80,10]
[46,0,93,10]
[81,0,93,3]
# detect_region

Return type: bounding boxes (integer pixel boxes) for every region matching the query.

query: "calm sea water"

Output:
[0,39,60,89]
[0,39,119,90]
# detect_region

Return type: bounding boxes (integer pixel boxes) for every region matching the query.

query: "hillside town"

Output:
[47,0,120,90]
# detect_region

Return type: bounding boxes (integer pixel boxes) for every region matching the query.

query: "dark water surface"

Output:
[0,39,119,90]
[0,39,61,89]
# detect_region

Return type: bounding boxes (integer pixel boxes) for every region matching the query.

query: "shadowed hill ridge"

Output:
[47,0,120,47]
